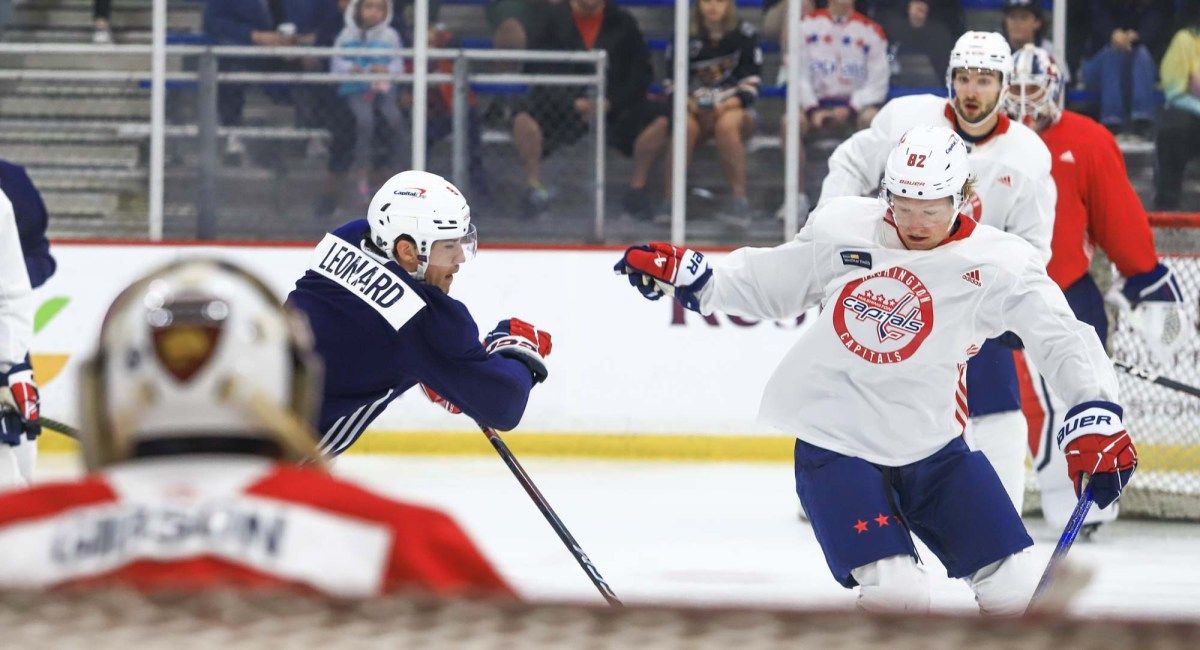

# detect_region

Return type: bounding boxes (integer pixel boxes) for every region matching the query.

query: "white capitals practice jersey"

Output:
[0,189,33,372]
[820,94,1057,263]
[698,197,1117,466]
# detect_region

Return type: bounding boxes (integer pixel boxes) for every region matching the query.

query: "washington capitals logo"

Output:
[832,267,935,364]
[842,291,926,343]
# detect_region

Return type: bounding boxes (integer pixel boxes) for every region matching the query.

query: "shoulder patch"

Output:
[309,234,426,330]
[840,250,872,269]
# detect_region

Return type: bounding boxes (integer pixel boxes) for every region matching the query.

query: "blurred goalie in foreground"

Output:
[0,258,514,598]
[615,125,1136,615]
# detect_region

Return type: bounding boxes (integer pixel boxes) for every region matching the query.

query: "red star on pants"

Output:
[853,520,869,534]
[874,513,890,527]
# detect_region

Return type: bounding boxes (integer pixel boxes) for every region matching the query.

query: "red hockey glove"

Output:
[613,242,712,312]
[0,367,41,446]
[1057,401,1137,509]
[484,318,552,384]
[420,383,462,415]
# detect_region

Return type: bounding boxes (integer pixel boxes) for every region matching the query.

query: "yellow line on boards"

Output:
[34,428,1200,472]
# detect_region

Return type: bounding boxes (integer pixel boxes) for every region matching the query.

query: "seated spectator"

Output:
[511,0,663,218]
[1081,0,1173,139]
[201,0,323,130]
[0,258,516,599]
[332,0,408,197]
[871,0,965,36]
[1002,0,1053,52]
[93,0,113,43]
[1154,0,1200,210]
[774,0,887,220]
[797,0,889,135]
[1001,0,1069,85]
[879,0,955,85]
[652,0,762,226]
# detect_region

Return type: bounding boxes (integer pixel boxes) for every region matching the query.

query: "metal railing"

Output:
[0,43,607,241]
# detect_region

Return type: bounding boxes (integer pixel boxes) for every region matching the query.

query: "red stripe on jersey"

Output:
[1012,349,1046,458]
[0,478,116,527]
[247,466,515,598]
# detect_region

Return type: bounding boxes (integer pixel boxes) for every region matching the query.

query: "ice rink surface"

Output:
[36,453,1200,620]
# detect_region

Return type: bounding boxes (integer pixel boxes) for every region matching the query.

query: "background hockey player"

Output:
[615,126,1135,615]
[288,170,552,455]
[817,30,1057,513]
[1005,44,1188,531]
[0,180,38,491]
[0,258,515,597]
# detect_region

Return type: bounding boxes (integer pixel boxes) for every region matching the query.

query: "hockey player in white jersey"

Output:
[0,188,37,491]
[818,30,1057,513]
[615,126,1136,615]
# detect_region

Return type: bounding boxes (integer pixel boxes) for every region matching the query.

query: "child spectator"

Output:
[332,0,408,196]
[661,0,763,226]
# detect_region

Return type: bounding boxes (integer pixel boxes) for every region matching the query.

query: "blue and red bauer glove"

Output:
[613,242,712,312]
[1056,401,1137,509]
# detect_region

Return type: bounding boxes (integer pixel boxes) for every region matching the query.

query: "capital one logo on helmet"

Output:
[833,266,934,364]
[393,187,427,198]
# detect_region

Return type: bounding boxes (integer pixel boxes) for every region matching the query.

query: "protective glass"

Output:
[427,223,478,267]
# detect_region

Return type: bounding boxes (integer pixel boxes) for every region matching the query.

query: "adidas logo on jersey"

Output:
[1060,150,1076,163]
[962,268,982,287]
[998,175,1013,187]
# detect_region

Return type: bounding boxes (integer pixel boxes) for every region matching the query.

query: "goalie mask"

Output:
[367,170,477,281]
[78,258,323,470]
[1004,44,1064,132]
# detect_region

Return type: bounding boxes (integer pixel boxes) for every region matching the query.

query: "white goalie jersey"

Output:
[697,197,1116,466]
[820,94,1057,263]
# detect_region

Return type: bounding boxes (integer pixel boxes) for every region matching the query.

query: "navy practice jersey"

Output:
[287,220,536,455]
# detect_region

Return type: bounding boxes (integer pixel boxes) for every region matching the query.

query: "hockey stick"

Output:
[40,416,79,439]
[1113,360,1200,399]
[480,424,623,607]
[1027,480,1093,613]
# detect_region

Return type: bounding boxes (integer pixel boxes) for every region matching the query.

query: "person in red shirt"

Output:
[1005,44,1188,533]
[0,258,515,598]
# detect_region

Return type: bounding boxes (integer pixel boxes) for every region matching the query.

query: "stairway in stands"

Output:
[0,0,203,238]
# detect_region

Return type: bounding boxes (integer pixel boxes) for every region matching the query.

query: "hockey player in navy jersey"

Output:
[0,162,50,489]
[616,126,1135,615]
[288,170,552,455]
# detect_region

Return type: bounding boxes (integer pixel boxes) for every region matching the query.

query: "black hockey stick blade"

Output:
[1113,360,1200,399]
[41,416,79,439]
[480,424,622,606]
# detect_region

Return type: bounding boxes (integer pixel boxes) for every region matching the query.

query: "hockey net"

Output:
[1,589,1196,648]
[1100,214,1200,520]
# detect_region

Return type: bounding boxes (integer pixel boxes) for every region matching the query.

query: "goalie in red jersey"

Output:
[1005,44,1189,532]
[0,258,515,599]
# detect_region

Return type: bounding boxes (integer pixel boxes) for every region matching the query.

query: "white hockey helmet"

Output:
[946,31,1013,123]
[78,258,323,470]
[367,170,477,280]
[1004,44,1065,131]
[882,125,972,212]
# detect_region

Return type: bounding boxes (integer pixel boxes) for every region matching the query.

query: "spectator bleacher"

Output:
[0,0,1189,242]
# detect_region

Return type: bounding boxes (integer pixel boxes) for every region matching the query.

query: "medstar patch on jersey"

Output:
[840,250,873,269]
[310,234,426,330]
[833,266,934,364]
